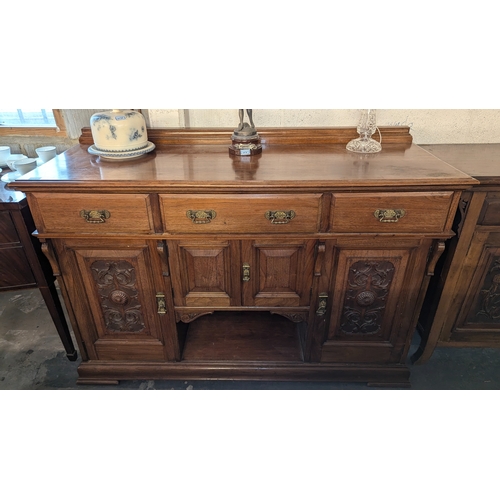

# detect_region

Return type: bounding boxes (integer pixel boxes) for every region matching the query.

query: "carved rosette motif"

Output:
[340,260,395,335]
[475,259,500,322]
[91,260,146,333]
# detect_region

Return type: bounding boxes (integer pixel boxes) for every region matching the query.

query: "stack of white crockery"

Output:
[1,146,30,181]
[0,146,15,172]
[1,145,57,182]
[88,109,155,160]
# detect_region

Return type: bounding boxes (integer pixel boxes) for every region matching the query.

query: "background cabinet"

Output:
[415,144,500,363]
[0,178,76,360]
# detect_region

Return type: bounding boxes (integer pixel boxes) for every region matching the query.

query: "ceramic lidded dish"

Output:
[88,109,155,160]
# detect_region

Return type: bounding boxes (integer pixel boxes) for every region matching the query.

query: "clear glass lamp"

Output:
[346,109,382,153]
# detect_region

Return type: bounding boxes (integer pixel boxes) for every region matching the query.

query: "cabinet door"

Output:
[168,239,317,309]
[450,230,500,344]
[241,239,316,307]
[168,240,241,307]
[54,239,177,361]
[320,239,430,364]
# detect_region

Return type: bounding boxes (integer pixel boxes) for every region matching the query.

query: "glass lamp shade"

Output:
[346,109,382,154]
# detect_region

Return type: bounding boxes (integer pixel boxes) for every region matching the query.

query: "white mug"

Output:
[11,158,38,175]
[0,146,11,163]
[36,146,57,163]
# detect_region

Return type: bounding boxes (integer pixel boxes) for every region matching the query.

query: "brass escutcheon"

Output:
[80,209,110,224]
[186,210,217,224]
[265,210,296,224]
[316,292,328,316]
[156,293,167,314]
[373,209,406,223]
[242,263,250,282]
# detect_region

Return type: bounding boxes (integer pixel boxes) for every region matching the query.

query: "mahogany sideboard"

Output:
[9,127,476,386]
[413,144,500,363]
[0,174,77,360]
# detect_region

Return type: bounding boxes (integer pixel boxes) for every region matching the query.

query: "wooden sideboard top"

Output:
[9,128,477,193]
[420,144,500,185]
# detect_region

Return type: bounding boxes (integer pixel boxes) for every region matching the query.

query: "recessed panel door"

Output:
[241,239,316,307]
[168,240,240,307]
[452,231,500,342]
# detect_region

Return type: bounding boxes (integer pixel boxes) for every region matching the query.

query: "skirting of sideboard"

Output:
[76,360,411,387]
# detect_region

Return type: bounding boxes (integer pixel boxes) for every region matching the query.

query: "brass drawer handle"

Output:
[242,263,250,282]
[373,209,406,223]
[80,209,110,224]
[186,210,217,224]
[265,210,296,224]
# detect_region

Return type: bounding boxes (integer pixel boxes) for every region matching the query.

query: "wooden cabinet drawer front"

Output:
[0,211,20,244]
[330,192,454,233]
[479,195,500,225]
[31,193,155,234]
[0,247,36,288]
[160,194,322,234]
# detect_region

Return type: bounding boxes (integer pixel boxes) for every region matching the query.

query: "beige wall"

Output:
[148,109,500,144]
[2,110,499,155]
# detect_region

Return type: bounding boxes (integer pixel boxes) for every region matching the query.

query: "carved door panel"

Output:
[452,231,500,340]
[241,239,316,308]
[53,239,176,361]
[320,241,430,363]
[168,240,241,307]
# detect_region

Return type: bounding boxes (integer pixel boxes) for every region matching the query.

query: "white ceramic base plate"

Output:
[1,171,22,183]
[88,141,156,160]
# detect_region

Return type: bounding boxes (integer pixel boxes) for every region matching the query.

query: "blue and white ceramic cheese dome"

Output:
[88,109,155,160]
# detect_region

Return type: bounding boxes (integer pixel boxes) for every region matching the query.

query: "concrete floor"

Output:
[1,287,499,390]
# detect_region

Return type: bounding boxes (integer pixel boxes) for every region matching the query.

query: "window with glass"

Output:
[0,109,66,136]
[0,109,57,127]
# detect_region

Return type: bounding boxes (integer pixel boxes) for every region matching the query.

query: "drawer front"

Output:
[0,211,21,244]
[160,194,322,234]
[330,192,454,233]
[479,194,500,226]
[30,193,155,234]
[0,247,36,288]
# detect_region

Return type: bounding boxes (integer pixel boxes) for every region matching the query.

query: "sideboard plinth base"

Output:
[77,361,411,387]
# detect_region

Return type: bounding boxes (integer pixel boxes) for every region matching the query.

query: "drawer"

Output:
[30,193,155,234]
[0,211,20,245]
[0,247,36,288]
[330,192,454,233]
[479,194,500,225]
[160,194,322,234]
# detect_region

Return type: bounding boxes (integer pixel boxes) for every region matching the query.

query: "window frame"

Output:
[0,109,67,137]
